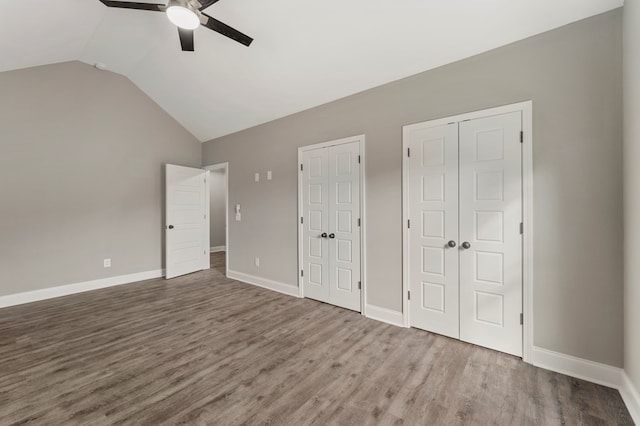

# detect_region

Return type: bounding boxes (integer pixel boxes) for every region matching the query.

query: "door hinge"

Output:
[407,219,411,229]
[520,313,523,325]
[301,270,304,277]
[358,281,362,290]
[520,222,523,235]
[408,291,411,300]
[358,155,361,164]
[301,217,304,224]
[520,131,524,143]
[407,148,411,157]
[357,218,361,227]
[300,163,303,172]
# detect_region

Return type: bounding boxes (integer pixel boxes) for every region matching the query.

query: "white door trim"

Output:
[402,101,533,363]
[298,135,367,315]
[204,162,229,278]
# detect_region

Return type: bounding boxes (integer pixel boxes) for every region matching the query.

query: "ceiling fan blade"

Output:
[178,28,195,51]
[98,0,164,11]
[197,0,221,10]
[202,13,253,46]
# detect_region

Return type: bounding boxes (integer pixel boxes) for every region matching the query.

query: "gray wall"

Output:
[0,61,201,296]
[203,10,623,367]
[624,1,640,395]
[209,169,227,248]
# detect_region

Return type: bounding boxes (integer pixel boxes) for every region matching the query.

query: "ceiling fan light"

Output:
[167,4,200,30]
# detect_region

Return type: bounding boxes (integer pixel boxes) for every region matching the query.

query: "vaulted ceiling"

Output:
[0,0,623,141]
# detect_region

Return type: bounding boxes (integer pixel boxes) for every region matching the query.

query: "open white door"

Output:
[165,164,209,279]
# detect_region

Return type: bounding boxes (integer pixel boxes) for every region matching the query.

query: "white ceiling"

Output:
[0,0,623,141]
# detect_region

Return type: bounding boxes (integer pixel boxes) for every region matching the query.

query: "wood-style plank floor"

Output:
[0,253,632,425]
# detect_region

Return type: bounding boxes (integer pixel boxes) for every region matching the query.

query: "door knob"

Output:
[329,233,335,239]
[168,225,174,229]
[461,241,471,249]
[447,240,456,248]
[321,232,328,238]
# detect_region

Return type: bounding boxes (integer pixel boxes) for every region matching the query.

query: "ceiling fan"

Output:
[97,0,253,52]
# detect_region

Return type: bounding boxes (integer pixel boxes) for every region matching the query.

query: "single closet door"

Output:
[458,112,523,357]
[301,148,330,303]
[301,141,362,312]
[406,123,460,339]
[327,141,361,312]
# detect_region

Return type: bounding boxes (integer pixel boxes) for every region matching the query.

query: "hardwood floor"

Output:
[0,254,632,425]
[210,251,226,275]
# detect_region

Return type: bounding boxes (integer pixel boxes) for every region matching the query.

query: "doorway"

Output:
[298,135,366,313]
[402,102,533,360]
[204,162,229,277]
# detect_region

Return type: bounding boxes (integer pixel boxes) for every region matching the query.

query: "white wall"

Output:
[623,0,640,403]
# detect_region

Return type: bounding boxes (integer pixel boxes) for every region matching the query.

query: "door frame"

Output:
[203,162,229,278]
[402,101,533,363]
[297,135,367,315]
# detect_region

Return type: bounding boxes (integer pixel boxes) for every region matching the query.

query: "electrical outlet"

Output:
[255,257,260,267]
[104,258,111,268]
[254,173,260,182]
[267,171,272,180]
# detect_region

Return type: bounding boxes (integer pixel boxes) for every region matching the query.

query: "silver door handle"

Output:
[461,241,471,249]
[447,240,456,248]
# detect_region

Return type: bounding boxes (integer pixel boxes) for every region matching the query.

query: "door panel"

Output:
[302,148,330,303]
[165,164,208,279]
[328,141,361,311]
[459,111,522,357]
[407,123,460,339]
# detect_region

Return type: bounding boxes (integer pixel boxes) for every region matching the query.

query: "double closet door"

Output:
[405,111,523,357]
[301,140,361,312]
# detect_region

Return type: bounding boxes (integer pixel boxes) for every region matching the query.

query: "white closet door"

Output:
[165,164,208,279]
[328,141,361,312]
[301,148,330,303]
[407,123,460,339]
[459,112,523,357]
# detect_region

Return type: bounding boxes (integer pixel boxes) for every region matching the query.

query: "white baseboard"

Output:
[621,372,640,424]
[0,269,164,308]
[365,304,405,327]
[210,246,226,253]
[227,269,299,298]
[531,346,622,389]
[531,346,640,424]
